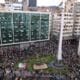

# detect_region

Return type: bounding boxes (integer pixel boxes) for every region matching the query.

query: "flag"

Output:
[58,0,65,8]
[58,2,63,6]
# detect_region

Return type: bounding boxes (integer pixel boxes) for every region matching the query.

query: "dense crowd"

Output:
[0,66,68,80]
[62,39,80,80]
[0,38,80,80]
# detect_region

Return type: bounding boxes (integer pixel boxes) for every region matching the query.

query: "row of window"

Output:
[0,12,49,45]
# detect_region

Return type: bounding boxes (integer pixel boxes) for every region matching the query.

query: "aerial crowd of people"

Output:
[0,37,80,80]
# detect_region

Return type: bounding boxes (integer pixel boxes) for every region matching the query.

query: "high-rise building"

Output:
[23,0,37,7]
[28,0,37,7]
[53,13,74,40]
[52,0,80,40]
[23,0,37,11]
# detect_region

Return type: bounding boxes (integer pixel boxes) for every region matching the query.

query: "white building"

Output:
[52,0,80,55]
[4,0,23,11]
[52,0,80,40]
[5,3,22,11]
[53,13,74,40]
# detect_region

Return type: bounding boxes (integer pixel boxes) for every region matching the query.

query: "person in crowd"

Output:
[0,67,4,80]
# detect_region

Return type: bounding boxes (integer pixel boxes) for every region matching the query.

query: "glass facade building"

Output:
[0,11,50,46]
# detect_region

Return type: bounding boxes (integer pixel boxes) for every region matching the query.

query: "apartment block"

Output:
[53,13,74,40]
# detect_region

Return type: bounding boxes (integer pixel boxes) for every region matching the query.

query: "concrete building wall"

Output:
[52,0,80,40]
[53,13,74,40]
[64,0,77,12]
[73,13,80,36]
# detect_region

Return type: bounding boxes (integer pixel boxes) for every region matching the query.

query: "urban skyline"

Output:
[0,0,65,6]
